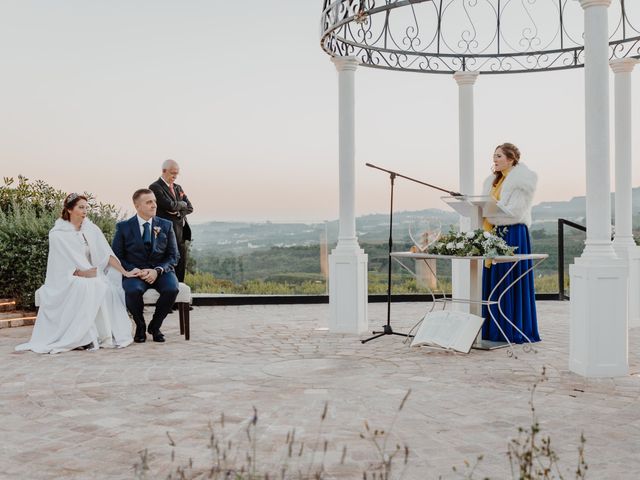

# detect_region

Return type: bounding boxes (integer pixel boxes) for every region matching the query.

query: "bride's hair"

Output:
[61,193,88,221]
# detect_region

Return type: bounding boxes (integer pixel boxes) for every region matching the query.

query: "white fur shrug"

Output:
[482,162,537,227]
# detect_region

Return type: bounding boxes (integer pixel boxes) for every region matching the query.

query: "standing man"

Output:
[149,159,193,282]
[112,189,179,343]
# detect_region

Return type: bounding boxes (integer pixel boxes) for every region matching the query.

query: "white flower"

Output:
[426,227,515,256]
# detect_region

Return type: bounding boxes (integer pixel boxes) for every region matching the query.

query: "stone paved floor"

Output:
[1,301,639,479]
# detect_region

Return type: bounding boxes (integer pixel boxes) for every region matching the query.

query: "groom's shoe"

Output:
[148,328,165,343]
[134,325,147,343]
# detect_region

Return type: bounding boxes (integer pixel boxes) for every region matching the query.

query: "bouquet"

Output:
[427,228,516,257]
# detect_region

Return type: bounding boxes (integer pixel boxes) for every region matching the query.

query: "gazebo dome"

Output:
[320,0,639,74]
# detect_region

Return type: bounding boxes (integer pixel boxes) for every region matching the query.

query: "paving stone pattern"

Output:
[1,302,639,479]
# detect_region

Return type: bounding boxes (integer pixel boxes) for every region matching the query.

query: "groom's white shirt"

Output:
[137,214,152,237]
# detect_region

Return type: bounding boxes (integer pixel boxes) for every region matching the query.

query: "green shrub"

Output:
[0,175,66,216]
[0,206,55,307]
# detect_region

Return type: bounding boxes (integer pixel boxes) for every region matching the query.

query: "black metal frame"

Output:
[557,218,586,300]
[321,0,640,75]
[191,292,557,307]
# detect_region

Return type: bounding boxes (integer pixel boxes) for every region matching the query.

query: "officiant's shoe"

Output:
[134,326,147,343]
[149,330,165,343]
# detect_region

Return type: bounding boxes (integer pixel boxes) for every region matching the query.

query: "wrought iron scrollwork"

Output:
[320,0,640,74]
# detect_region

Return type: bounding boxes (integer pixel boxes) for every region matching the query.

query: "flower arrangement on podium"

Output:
[425,228,516,257]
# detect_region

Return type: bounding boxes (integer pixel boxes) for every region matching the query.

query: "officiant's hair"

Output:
[162,159,179,171]
[492,142,521,186]
[132,188,153,204]
[61,193,88,221]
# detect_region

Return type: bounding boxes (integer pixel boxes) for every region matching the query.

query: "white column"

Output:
[578,0,615,259]
[328,56,368,334]
[452,71,481,317]
[570,0,628,377]
[611,58,640,328]
[453,71,479,213]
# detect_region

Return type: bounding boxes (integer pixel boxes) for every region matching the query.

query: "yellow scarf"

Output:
[483,167,512,232]
[483,167,511,267]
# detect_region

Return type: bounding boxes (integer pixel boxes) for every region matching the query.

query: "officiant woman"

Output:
[481,143,540,344]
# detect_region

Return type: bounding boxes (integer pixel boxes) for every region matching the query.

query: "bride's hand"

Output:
[74,267,98,278]
[124,268,141,278]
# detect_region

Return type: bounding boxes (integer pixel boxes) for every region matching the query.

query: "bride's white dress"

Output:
[15,218,134,354]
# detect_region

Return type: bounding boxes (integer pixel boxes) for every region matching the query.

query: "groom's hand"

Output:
[139,268,158,284]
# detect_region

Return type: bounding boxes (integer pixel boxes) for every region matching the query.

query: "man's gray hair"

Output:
[162,159,179,171]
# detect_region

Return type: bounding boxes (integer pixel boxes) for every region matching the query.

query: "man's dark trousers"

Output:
[123,273,179,333]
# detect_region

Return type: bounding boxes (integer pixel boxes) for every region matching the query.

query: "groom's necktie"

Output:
[142,222,152,250]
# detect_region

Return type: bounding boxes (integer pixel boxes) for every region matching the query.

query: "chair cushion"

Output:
[144,282,192,304]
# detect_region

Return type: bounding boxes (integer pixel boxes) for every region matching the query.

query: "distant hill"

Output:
[191,209,458,256]
[531,186,640,230]
[191,188,640,256]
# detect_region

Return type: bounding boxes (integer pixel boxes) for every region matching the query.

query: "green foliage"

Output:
[187,270,564,296]
[0,206,56,307]
[185,272,326,295]
[193,245,322,283]
[264,272,325,284]
[1,175,67,216]
[530,229,549,240]
[185,242,197,275]
[0,176,121,308]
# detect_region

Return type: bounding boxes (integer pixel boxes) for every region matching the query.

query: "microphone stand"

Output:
[361,163,462,344]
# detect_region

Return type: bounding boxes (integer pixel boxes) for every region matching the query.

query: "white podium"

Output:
[440,195,515,349]
[441,195,510,230]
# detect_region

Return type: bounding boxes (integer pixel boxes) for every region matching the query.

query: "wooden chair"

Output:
[143,282,192,340]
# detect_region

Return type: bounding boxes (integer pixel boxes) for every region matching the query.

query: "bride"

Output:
[16,193,137,354]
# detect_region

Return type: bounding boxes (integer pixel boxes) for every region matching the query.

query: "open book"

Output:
[410,310,485,354]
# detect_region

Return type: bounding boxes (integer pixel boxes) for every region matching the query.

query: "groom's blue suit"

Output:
[112,215,180,337]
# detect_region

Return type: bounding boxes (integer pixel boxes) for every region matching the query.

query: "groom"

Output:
[112,188,180,343]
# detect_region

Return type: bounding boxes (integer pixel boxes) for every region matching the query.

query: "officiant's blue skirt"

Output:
[481,224,540,344]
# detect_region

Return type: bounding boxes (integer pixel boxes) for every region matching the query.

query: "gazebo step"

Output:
[0,311,36,329]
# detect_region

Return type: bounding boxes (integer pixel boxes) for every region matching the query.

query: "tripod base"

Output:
[361,324,414,344]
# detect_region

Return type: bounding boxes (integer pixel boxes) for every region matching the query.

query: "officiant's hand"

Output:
[139,268,158,284]
[74,267,97,278]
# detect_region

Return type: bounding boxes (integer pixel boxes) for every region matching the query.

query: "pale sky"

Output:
[1,1,639,223]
